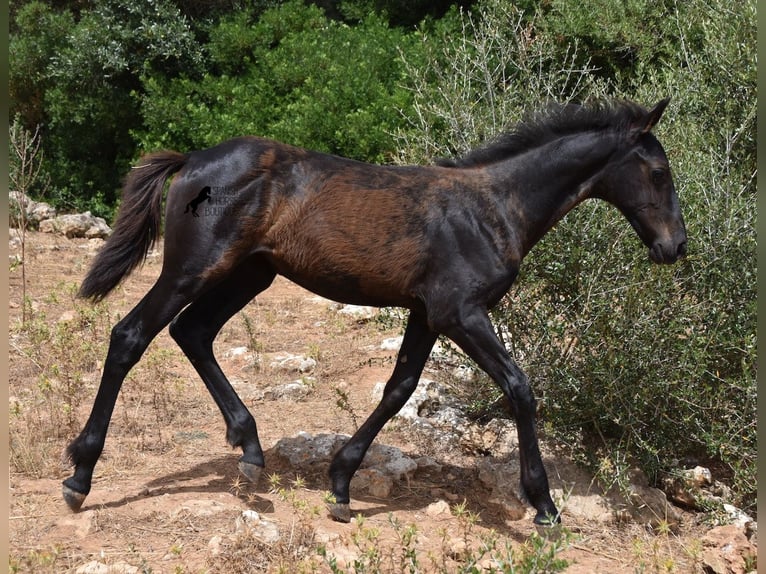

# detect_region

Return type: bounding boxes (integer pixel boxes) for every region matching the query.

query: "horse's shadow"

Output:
[89,446,533,536]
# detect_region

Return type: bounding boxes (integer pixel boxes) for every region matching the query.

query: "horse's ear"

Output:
[628,97,670,142]
[642,97,670,133]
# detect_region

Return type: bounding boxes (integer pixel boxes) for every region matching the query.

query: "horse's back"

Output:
[160,137,442,308]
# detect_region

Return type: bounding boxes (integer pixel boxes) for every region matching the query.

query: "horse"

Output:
[62,98,686,526]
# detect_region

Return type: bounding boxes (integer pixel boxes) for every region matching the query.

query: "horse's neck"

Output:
[494,131,622,254]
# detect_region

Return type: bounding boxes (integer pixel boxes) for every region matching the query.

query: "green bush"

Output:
[10,0,204,217]
[137,1,417,162]
[397,0,756,511]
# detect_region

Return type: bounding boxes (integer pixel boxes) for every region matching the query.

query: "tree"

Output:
[10,0,204,216]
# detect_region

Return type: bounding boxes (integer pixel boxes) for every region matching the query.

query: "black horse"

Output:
[63,98,686,525]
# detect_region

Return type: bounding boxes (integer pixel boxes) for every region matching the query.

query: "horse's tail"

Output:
[78,150,188,301]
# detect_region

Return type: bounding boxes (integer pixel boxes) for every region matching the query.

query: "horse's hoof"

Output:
[62,484,87,512]
[328,502,351,523]
[533,511,562,538]
[238,460,263,484]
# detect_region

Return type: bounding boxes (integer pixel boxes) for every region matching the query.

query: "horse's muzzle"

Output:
[649,236,687,264]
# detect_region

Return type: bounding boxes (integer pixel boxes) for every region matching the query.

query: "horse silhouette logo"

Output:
[184,186,212,217]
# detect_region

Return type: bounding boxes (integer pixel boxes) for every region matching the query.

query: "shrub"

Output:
[10,0,204,216]
[396,0,756,511]
[137,0,417,163]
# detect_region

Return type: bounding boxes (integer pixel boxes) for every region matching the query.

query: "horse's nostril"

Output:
[677,241,687,258]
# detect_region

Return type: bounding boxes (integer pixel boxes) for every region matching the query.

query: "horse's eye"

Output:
[651,168,666,184]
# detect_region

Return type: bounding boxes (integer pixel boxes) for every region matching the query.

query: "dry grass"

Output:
[9,232,717,574]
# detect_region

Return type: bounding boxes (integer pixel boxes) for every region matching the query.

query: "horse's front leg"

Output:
[327,312,438,521]
[437,307,560,526]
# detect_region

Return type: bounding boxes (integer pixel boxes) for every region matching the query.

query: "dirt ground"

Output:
[9,231,722,573]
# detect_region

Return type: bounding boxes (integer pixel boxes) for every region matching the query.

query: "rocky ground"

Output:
[8,228,757,573]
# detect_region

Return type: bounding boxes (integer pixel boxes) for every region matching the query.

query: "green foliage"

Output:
[9,2,73,128]
[398,0,755,512]
[395,0,608,163]
[10,0,204,217]
[137,1,415,162]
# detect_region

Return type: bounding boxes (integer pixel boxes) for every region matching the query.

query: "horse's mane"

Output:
[438,99,649,168]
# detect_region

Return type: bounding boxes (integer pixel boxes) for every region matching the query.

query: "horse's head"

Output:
[595,98,687,264]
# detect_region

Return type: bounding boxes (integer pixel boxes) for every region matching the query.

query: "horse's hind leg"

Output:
[328,312,438,521]
[62,273,204,511]
[168,257,277,484]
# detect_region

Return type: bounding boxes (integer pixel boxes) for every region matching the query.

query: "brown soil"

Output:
[9,231,713,573]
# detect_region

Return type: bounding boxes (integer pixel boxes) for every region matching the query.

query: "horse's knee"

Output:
[502,366,536,411]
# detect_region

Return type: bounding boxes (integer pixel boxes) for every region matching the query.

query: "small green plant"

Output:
[240,311,263,371]
[10,284,112,476]
[333,386,360,431]
[9,545,65,574]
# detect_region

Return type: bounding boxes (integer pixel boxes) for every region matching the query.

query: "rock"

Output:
[362,443,418,482]
[380,336,403,351]
[486,493,527,521]
[723,504,755,531]
[426,499,451,517]
[688,465,714,487]
[273,432,417,491]
[40,211,111,239]
[409,417,461,452]
[461,418,518,457]
[273,432,349,468]
[263,379,313,401]
[351,468,393,498]
[664,466,713,509]
[452,364,477,382]
[267,352,316,373]
[235,510,281,544]
[9,191,57,229]
[475,459,527,521]
[702,524,757,574]
[230,378,264,401]
[430,406,470,432]
[225,346,250,358]
[627,484,682,530]
[414,456,442,473]
[337,305,376,320]
[57,509,97,538]
[554,490,614,524]
[371,378,456,421]
[477,458,520,490]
